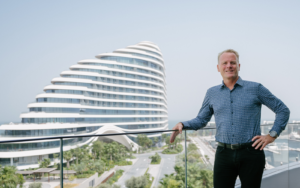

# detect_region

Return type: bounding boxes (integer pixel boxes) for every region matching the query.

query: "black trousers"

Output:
[213,145,265,188]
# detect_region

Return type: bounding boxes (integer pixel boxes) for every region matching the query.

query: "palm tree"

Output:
[119,145,126,158]
[71,147,84,164]
[165,136,171,149]
[94,160,105,174]
[130,143,134,159]
[79,147,88,162]
[0,165,25,188]
[72,163,85,175]
[63,151,73,168]
[153,137,159,146]
[162,134,167,142]
[39,158,51,168]
[92,140,104,160]
[105,143,116,161]
[146,138,153,149]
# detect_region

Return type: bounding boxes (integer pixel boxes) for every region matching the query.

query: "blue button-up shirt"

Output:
[182,77,290,144]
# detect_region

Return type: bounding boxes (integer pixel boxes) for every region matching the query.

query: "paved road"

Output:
[193,137,216,165]
[116,153,152,187]
[116,144,185,187]
[152,153,176,187]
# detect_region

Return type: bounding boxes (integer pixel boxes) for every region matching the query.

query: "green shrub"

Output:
[176,144,183,152]
[149,152,161,164]
[205,155,210,160]
[97,183,120,188]
[68,175,76,181]
[76,174,94,179]
[29,182,42,188]
[162,144,183,154]
[144,168,149,175]
[188,143,198,151]
[83,170,95,174]
[107,170,124,185]
[72,163,85,174]
[116,160,132,166]
[125,175,148,188]
[26,175,34,179]
[125,174,153,188]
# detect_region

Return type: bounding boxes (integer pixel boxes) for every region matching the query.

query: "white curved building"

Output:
[0,41,168,169]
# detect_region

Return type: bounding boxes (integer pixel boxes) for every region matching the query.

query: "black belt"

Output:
[218,142,254,150]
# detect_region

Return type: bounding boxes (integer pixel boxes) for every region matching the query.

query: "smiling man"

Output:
[170,49,290,188]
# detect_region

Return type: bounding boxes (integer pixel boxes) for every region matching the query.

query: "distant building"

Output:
[0,41,168,169]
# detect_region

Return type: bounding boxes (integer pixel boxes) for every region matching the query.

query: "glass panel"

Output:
[0,130,187,187]
[262,124,289,169]
[55,131,186,188]
[186,128,214,188]
[95,132,186,188]
[145,130,186,188]
[288,122,300,163]
[288,122,300,188]
[60,136,95,188]
[188,123,292,187]
[237,123,289,187]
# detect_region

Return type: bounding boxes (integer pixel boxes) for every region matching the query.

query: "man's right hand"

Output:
[170,122,184,143]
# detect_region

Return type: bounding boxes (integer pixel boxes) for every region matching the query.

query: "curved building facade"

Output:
[0,41,168,169]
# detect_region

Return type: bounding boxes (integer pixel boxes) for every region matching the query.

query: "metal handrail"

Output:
[0,123,296,144]
[0,129,177,144]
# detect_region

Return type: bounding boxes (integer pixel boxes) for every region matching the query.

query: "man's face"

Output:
[217,52,240,80]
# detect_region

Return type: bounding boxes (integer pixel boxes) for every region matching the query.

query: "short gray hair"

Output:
[218,49,239,64]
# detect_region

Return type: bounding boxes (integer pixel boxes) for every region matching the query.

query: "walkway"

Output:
[192,137,216,165]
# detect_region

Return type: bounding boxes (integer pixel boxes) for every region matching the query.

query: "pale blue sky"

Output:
[0,1,299,123]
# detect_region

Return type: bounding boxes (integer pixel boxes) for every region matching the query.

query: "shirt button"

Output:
[232,112,233,114]
[231,101,233,103]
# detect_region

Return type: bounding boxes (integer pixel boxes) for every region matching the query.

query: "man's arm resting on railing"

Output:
[170,122,184,143]
[170,90,213,143]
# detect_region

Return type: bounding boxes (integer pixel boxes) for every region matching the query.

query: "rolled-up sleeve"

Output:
[182,89,214,130]
[258,84,290,136]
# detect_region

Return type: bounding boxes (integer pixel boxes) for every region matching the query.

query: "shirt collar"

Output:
[220,76,244,88]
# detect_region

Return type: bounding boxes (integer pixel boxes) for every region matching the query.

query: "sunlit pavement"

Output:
[23,182,57,188]
[116,152,152,187]
[192,137,216,165]
[116,143,186,187]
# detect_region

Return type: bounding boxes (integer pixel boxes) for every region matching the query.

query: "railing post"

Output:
[60,138,63,188]
[185,130,187,188]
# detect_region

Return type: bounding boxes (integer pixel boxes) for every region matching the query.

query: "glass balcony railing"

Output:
[0,123,299,188]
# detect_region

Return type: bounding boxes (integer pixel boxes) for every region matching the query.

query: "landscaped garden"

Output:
[162,135,183,154]
[158,142,213,188]
[0,138,136,188]
[125,168,153,188]
[0,134,214,188]
[54,140,134,187]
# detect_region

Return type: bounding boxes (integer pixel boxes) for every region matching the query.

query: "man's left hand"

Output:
[251,135,276,150]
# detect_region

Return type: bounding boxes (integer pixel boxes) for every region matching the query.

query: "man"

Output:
[170,49,290,188]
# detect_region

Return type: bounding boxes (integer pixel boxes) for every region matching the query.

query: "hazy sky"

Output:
[0,1,299,123]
